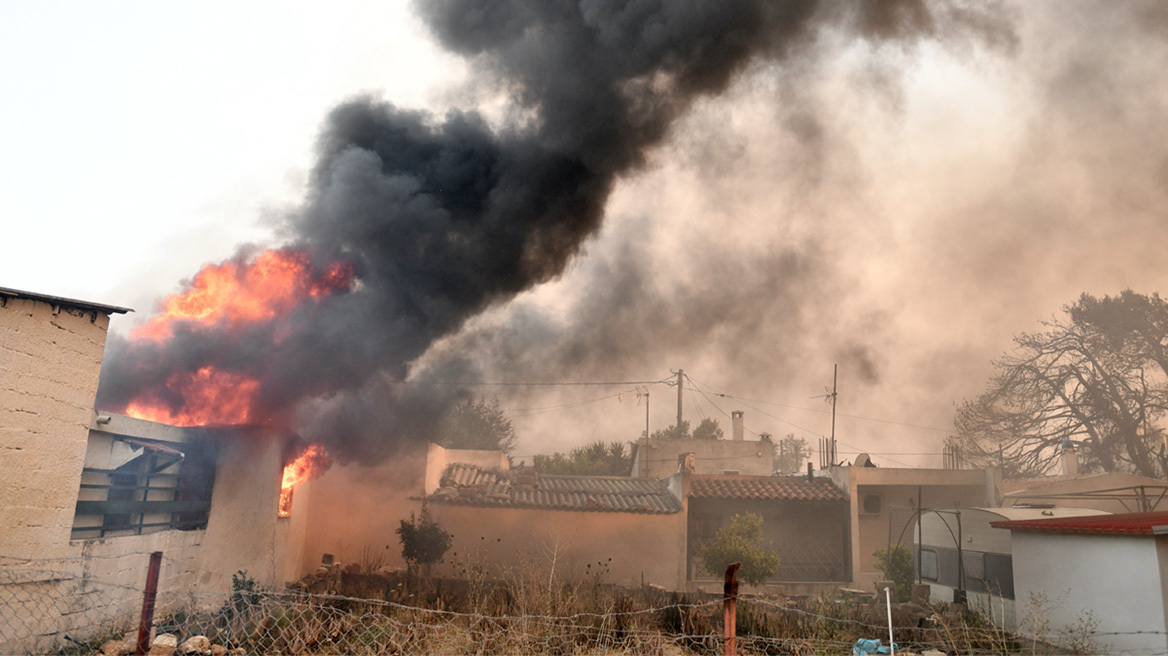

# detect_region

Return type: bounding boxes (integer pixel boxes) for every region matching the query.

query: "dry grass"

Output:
[132,560,1082,656]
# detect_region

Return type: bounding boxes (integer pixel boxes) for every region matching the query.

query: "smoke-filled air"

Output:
[95,0,1168,469]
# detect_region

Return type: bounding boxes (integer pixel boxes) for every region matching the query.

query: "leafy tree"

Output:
[532,441,632,475]
[436,396,517,455]
[647,420,691,440]
[873,545,914,602]
[644,417,724,441]
[396,505,452,578]
[699,513,779,586]
[951,291,1168,479]
[775,433,810,472]
[692,417,724,440]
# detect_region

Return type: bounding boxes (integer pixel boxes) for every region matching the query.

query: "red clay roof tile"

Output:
[690,475,847,501]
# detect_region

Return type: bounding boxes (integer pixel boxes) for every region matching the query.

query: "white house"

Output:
[991,511,1168,656]
[915,507,1108,629]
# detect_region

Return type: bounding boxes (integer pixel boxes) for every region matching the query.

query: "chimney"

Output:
[732,410,744,441]
[1061,440,1078,477]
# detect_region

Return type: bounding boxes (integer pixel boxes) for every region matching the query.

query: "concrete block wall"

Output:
[0,296,111,562]
[0,293,306,651]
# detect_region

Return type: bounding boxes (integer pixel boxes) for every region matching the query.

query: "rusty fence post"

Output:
[723,562,741,656]
[135,551,163,655]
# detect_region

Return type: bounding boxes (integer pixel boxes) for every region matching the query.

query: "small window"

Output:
[963,551,985,581]
[919,549,938,580]
[862,494,882,514]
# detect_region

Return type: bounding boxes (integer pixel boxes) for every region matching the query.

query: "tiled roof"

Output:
[690,475,848,502]
[429,463,682,514]
[990,510,1168,536]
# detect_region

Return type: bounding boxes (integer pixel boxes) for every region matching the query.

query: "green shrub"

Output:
[699,513,779,586]
[396,506,452,571]
[873,545,914,602]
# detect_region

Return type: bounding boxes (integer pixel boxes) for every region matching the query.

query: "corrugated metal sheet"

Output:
[432,463,682,514]
[690,475,848,502]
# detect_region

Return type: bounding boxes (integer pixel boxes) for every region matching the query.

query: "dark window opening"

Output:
[862,494,881,514]
[919,548,938,580]
[72,437,217,539]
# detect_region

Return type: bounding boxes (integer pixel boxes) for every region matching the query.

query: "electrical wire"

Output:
[687,375,952,434]
[686,373,953,434]
[503,391,629,417]
[686,374,929,467]
[406,377,673,388]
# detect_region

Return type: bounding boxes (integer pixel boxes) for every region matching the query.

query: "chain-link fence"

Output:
[3,553,1166,655]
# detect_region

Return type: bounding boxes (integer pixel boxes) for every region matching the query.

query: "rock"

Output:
[148,633,178,656]
[209,645,228,656]
[178,635,211,654]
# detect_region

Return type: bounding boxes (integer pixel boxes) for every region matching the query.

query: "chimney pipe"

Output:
[732,410,744,441]
[807,461,813,481]
[1061,440,1078,477]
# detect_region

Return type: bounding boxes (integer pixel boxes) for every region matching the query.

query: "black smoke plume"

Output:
[97,0,1012,463]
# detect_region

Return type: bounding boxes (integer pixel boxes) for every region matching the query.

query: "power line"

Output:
[686,375,952,434]
[687,377,807,438]
[686,374,929,467]
[411,377,672,388]
[503,392,629,417]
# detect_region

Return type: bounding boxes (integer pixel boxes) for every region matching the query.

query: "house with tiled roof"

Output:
[686,473,850,592]
[421,444,865,592]
[991,511,1168,655]
[421,445,689,590]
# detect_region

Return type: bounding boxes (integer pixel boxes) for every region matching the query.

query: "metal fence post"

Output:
[723,562,740,656]
[135,551,163,655]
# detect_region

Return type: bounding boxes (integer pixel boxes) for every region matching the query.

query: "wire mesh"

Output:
[2,556,1166,655]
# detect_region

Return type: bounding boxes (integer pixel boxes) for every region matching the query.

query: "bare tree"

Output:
[951,291,1168,479]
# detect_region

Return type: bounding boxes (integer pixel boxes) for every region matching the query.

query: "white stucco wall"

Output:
[1011,532,1168,656]
[428,503,689,590]
[296,444,429,575]
[826,466,996,588]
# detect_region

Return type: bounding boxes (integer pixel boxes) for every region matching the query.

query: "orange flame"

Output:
[279,444,331,517]
[125,367,261,426]
[133,249,353,342]
[122,249,353,427]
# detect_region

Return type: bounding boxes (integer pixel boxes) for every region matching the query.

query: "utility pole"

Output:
[830,364,838,466]
[643,390,650,477]
[676,369,684,433]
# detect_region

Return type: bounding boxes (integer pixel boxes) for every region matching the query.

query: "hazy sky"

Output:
[6,1,1168,466]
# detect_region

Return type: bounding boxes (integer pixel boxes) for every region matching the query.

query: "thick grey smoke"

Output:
[97,0,1014,463]
[442,0,1168,465]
